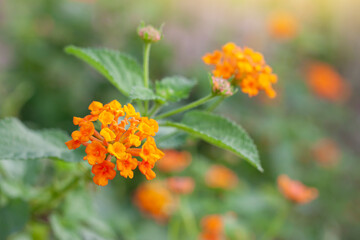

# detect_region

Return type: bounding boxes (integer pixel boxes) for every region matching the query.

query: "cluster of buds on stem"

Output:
[137,22,163,43]
[211,76,234,97]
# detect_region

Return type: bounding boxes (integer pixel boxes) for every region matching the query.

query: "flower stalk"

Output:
[143,42,152,115]
[260,203,291,240]
[30,171,87,215]
[206,96,225,112]
[143,43,151,89]
[155,94,215,120]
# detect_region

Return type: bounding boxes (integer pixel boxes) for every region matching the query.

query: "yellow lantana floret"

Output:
[100,128,116,142]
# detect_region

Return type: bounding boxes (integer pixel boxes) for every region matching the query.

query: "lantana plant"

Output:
[0,23,277,187]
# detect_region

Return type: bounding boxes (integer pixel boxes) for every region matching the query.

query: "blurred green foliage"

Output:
[0,0,359,239]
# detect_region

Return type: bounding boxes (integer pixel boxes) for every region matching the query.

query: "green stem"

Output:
[148,102,162,118]
[155,94,214,120]
[143,43,151,88]
[143,43,151,115]
[261,203,291,240]
[180,198,198,238]
[136,100,145,115]
[169,216,181,240]
[31,172,86,214]
[206,96,225,112]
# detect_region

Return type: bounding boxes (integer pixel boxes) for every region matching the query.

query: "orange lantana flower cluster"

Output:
[277,175,318,204]
[268,11,298,40]
[205,165,239,190]
[157,149,192,173]
[65,100,164,186]
[200,215,225,240]
[203,42,277,98]
[312,138,341,167]
[133,181,176,222]
[306,62,350,102]
[166,177,195,195]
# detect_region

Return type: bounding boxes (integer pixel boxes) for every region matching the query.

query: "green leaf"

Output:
[165,111,262,171]
[129,86,165,102]
[0,199,30,239]
[50,214,82,240]
[65,46,143,96]
[155,127,188,149]
[156,76,196,103]
[0,118,82,162]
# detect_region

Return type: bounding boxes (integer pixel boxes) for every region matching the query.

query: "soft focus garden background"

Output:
[0,0,359,239]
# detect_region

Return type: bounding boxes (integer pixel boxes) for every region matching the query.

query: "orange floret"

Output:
[84,141,107,165]
[157,150,192,173]
[92,160,116,186]
[116,154,138,179]
[140,137,165,164]
[79,121,95,137]
[65,100,164,186]
[133,182,176,222]
[98,111,114,125]
[107,142,127,159]
[138,161,156,180]
[126,134,141,147]
[69,122,94,144]
[106,100,123,113]
[203,42,277,98]
[138,117,159,137]
[73,115,97,125]
[241,76,259,97]
[203,50,222,65]
[100,128,116,142]
[88,101,103,115]
[124,103,140,118]
[200,215,224,240]
[65,139,81,150]
[205,165,239,190]
[277,175,318,204]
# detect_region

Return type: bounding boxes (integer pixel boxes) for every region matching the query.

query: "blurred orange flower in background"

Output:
[133,182,176,222]
[66,100,164,185]
[200,214,225,240]
[203,42,277,98]
[205,165,239,190]
[277,175,318,204]
[312,138,341,167]
[268,11,298,39]
[167,177,195,195]
[156,149,192,173]
[306,62,350,102]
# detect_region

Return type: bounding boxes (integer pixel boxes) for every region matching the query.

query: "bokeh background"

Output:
[0,0,359,239]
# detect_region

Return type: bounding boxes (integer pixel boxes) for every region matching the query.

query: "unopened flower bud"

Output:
[211,76,234,96]
[138,24,162,43]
